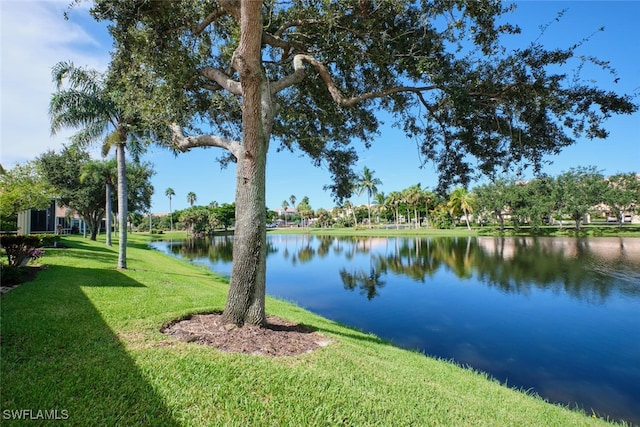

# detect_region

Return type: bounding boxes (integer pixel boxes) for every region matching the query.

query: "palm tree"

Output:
[187,191,197,207]
[386,191,402,229]
[165,187,175,231]
[281,200,289,226]
[50,61,136,269]
[404,184,423,228]
[355,167,382,228]
[343,200,358,227]
[374,191,387,224]
[448,187,476,230]
[289,195,297,222]
[297,196,313,228]
[80,159,117,246]
[422,190,436,228]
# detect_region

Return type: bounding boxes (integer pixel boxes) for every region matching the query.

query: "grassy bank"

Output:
[1,234,620,426]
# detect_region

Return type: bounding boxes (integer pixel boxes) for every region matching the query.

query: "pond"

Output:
[150,235,640,425]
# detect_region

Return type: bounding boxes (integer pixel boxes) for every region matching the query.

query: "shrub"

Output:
[0,263,28,286]
[0,235,43,267]
[35,234,61,247]
[429,206,454,229]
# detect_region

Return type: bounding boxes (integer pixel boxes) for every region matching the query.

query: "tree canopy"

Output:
[94,0,636,195]
[37,147,106,240]
[89,0,637,326]
[0,163,53,232]
[37,147,155,240]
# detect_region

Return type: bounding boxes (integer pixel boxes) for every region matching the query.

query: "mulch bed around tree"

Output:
[162,312,333,357]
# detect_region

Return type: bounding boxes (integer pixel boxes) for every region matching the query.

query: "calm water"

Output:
[151,235,640,425]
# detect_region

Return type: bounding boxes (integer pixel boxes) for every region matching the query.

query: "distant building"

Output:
[17,200,83,235]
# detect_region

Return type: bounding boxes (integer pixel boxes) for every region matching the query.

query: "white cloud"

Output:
[0,0,110,167]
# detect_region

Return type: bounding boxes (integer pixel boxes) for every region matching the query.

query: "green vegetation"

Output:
[272,225,640,238]
[1,234,623,425]
[0,162,52,232]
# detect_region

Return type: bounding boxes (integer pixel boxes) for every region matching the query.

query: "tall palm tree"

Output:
[355,167,382,228]
[165,187,175,231]
[343,200,358,227]
[374,191,387,224]
[187,191,197,207]
[50,61,136,269]
[404,184,423,228]
[422,190,436,228]
[80,159,117,246]
[448,187,476,230]
[281,200,289,226]
[386,191,402,229]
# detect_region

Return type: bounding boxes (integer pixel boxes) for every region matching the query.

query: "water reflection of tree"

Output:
[173,236,639,303]
[316,235,333,258]
[339,236,640,303]
[339,261,386,300]
[296,235,316,263]
[172,236,276,264]
[380,237,478,282]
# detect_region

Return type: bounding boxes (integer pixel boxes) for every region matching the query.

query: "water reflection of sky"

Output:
[151,235,640,425]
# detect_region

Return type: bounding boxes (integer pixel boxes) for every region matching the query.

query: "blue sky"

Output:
[1,1,638,214]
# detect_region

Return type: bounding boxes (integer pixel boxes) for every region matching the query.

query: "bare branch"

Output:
[170,123,241,159]
[200,67,242,95]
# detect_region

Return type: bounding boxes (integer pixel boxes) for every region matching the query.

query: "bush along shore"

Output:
[0,234,625,426]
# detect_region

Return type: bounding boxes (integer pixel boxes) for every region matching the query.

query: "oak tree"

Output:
[91,0,636,325]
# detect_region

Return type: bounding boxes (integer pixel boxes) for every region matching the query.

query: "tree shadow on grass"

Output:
[59,238,117,254]
[61,250,118,264]
[307,322,392,347]
[0,266,179,425]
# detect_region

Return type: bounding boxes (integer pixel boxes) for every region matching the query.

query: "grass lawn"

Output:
[1,233,622,426]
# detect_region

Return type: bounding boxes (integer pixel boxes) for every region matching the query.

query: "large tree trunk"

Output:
[221,0,271,326]
[85,211,102,241]
[116,142,128,269]
[88,218,99,241]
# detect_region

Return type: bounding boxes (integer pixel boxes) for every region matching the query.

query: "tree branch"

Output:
[170,123,241,159]
[194,7,227,35]
[261,32,308,62]
[274,19,323,37]
[200,67,242,95]
[218,0,241,21]
[272,54,440,106]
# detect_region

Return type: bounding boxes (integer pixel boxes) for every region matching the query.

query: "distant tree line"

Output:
[136,202,246,235]
[276,166,639,231]
[473,167,639,230]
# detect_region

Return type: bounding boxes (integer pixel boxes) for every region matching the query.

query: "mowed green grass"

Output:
[1,234,622,426]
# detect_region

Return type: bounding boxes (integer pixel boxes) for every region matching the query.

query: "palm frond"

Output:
[70,122,111,147]
[51,60,103,93]
[101,131,121,157]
